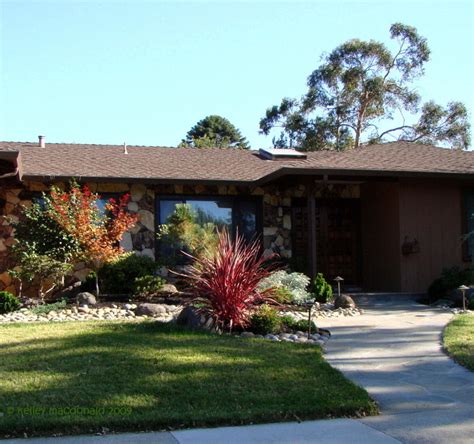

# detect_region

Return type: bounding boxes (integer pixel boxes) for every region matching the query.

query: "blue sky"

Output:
[1,1,473,148]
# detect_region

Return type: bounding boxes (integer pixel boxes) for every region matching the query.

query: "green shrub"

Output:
[31,299,67,315]
[81,272,98,293]
[0,291,21,314]
[271,287,293,304]
[13,201,80,262]
[249,305,281,335]
[428,267,474,300]
[133,275,165,297]
[313,273,333,303]
[280,315,317,333]
[99,253,156,295]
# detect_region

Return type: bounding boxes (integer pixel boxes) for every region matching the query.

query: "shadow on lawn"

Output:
[0,322,376,437]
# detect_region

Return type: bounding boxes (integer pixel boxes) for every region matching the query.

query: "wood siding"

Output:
[398,179,464,293]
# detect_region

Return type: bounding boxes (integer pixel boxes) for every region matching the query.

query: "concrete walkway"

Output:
[4,299,474,443]
[317,298,474,443]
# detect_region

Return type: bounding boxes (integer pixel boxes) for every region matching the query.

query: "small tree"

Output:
[9,250,73,300]
[46,182,139,295]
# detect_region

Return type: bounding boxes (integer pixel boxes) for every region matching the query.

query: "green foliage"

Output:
[0,291,20,314]
[13,201,80,262]
[260,23,470,150]
[180,115,250,149]
[31,299,67,315]
[157,203,219,265]
[280,315,317,333]
[258,270,312,304]
[133,275,165,297]
[81,272,98,293]
[271,287,294,304]
[313,273,333,303]
[249,304,281,335]
[9,251,73,300]
[428,267,474,300]
[99,253,156,295]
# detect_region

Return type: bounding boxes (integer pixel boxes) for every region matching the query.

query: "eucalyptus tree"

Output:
[260,23,470,150]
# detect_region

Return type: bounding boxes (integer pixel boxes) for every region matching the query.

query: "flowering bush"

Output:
[258,270,312,304]
[181,230,277,332]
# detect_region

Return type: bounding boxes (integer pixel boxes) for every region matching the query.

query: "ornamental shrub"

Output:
[249,304,281,335]
[181,230,277,331]
[133,275,165,297]
[313,272,333,303]
[281,317,317,333]
[428,267,474,301]
[258,270,312,304]
[0,291,21,314]
[31,299,67,315]
[99,253,156,295]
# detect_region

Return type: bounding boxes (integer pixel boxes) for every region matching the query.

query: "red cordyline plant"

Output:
[181,229,278,332]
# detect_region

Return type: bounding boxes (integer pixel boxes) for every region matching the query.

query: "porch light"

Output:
[458,285,469,311]
[334,276,344,298]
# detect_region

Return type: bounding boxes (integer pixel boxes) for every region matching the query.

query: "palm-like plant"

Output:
[181,230,277,332]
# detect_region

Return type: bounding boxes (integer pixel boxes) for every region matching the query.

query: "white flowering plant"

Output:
[258,270,313,305]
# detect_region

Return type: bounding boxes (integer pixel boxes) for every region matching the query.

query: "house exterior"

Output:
[1,138,474,295]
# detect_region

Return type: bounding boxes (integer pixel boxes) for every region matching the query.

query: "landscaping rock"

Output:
[334,294,356,309]
[176,306,221,333]
[135,303,167,316]
[159,284,179,294]
[76,292,97,306]
[240,332,255,338]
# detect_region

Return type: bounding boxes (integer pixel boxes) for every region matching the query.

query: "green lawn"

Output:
[0,321,377,438]
[444,313,474,371]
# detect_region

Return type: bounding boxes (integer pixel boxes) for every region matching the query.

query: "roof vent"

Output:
[123,142,128,155]
[38,135,45,148]
[259,147,306,160]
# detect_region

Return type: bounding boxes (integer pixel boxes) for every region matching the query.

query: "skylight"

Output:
[259,148,307,160]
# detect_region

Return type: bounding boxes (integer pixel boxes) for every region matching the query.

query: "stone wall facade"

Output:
[0,179,311,294]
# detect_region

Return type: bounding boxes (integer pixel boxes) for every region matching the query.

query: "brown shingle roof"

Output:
[0,141,473,183]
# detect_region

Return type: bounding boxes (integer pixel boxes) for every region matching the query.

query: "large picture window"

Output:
[156,196,262,263]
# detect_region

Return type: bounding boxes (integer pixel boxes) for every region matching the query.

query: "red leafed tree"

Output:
[46,181,139,295]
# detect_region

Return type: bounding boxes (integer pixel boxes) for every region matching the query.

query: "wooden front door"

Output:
[315,199,361,284]
[291,198,361,284]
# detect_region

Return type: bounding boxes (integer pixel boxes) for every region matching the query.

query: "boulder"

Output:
[334,294,356,309]
[176,306,220,333]
[76,292,97,306]
[159,284,179,294]
[135,303,167,316]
